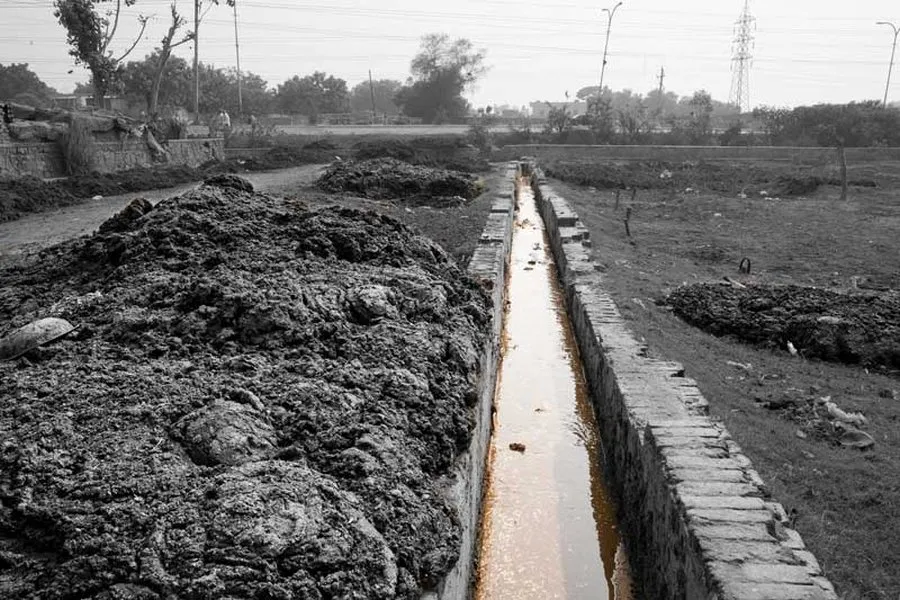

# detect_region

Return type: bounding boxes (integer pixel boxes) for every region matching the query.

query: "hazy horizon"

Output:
[3,0,899,109]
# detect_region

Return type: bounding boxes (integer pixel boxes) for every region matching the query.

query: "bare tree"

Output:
[54,0,150,107]
[148,4,193,117]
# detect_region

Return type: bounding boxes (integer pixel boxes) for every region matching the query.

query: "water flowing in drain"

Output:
[474,178,633,600]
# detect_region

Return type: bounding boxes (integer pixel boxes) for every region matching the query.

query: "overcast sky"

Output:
[3,0,899,109]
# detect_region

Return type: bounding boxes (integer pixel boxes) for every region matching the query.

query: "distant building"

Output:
[52,96,88,111]
[529,101,588,120]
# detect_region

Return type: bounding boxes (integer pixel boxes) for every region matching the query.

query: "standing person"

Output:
[220,109,232,142]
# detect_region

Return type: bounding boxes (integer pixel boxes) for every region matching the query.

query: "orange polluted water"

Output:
[474,179,633,600]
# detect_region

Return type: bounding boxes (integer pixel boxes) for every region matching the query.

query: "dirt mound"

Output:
[0,176,81,222]
[63,164,208,198]
[353,137,489,173]
[666,283,900,370]
[0,186,491,598]
[317,158,481,203]
[354,138,422,163]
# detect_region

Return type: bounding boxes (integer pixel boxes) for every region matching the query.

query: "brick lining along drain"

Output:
[473,176,634,599]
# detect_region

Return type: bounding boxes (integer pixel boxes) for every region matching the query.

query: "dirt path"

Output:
[0,164,326,263]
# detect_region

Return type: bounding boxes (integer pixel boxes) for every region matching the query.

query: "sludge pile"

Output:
[666,283,900,370]
[316,158,481,205]
[0,180,491,599]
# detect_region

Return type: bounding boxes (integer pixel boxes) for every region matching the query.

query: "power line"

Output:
[729,0,755,112]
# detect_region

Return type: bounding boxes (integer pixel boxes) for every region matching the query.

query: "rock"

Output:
[0,317,76,360]
[7,120,60,141]
[98,197,154,233]
[347,285,397,324]
[203,173,255,193]
[176,400,276,466]
[509,442,526,453]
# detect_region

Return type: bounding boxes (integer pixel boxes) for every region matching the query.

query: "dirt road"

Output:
[0,164,326,263]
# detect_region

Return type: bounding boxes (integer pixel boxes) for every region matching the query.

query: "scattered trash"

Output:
[726,360,752,371]
[91,194,103,201]
[795,430,808,439]
[837,426,876,450]
[824,400,867,427]
[787,341,799,356]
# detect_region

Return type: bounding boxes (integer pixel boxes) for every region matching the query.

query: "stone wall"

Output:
[426,164,516,600]
[529,163,838,600]
[0,138,224,179]
[496,144,900,165]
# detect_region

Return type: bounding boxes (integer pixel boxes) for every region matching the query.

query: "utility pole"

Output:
[877,21,899,108]
[369,70,377,123]
[599,1,624,95]
[729,0,756,113]
[233,0,243,116]
[193,0,200,124]
[656,66,666,114]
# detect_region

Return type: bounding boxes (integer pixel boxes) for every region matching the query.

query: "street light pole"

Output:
[599,1,624,95]
[877,21,899,108]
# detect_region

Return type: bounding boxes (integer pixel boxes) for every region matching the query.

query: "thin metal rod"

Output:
[599,2,623,94]
[234,0,243,115]
[877,22,899,108]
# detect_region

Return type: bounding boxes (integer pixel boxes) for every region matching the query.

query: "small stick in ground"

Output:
[837,145,848,201]
[614,189,621,210]
[631,187,637,203]
[739,257,752,274]
[624,206,632,238]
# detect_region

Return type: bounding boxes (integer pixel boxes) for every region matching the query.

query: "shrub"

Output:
[58,116,97,176]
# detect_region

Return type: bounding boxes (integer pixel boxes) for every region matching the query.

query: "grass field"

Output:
[546,159,900,599]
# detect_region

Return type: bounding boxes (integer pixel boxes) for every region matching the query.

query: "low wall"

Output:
[497,144,900,165]
[424,164,516,600]
[529,163,838,599]
[0,138,224,179]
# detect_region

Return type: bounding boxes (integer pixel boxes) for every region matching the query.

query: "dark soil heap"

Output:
[352,137,488,173]
[0,181,491,599]
[0,176,81,222]
[316,158,480,204]
[666,283,900,370]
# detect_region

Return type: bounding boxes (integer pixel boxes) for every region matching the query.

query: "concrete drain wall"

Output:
[525,162,839,600]
[424,163,517,600]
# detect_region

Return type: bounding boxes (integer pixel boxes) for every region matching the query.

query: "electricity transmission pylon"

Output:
[729,0,756,113]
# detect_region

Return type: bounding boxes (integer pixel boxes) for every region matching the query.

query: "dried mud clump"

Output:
[0,184,491,599]
[316,158,480,204]
[667,283,900,370]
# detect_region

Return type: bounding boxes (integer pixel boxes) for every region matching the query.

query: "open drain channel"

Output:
[474,177,633,599]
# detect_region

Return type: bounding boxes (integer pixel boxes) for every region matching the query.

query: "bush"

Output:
[58,116,97,176]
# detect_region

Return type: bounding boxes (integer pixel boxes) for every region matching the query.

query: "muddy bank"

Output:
[0,180,491,599]
[666,283,900,371]
[0,143,331,223]
[317,158,481,204]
